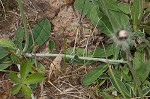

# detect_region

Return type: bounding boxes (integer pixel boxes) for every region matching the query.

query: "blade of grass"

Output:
[17,0,29,52]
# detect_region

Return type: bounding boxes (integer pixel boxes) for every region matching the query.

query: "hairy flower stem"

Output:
[126,50,143,99]
[25,53,127,64]
[17,0,29,52]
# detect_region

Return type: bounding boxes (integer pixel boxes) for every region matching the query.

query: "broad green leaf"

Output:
[0,64,10,70]
[21,84,32,97]
[20,60,32,80]
[82,64,108,85]
[94,44,114,57]
[121,14,130,29]
[11,84,21,95]
[99,0,124,32]
[98,0,119,12]
[135,62,150,82]
[74,0,94,17]
[0,38,16,50]
[23,73,45,84]
[131,0,143,27]
[0,47,9,59]
[118,3,130,14]
[9,72,21,83]
[109,71,131,97]
[133,51,150,82]
[32,19,51,45]
[14,26,24,49]
[48,40,55,52]
[89,5,101,25]
[97,16,113,37]
[133,51,143,70]
[28,19,51,51]
[109,11,126,31]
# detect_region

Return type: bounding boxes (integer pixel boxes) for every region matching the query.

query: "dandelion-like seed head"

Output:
[113,29,132,51]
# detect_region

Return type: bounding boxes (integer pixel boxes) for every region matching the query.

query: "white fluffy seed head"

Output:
[118,30,128,38]
[113,29,131,51]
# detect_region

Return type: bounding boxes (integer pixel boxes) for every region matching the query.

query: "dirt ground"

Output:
[0,0,103,99]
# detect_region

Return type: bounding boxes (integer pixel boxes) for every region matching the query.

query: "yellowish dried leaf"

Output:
[48,55,62,79]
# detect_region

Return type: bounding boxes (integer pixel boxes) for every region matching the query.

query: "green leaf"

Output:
[135,62,150,82]
[125,82,135,96]
[133,51,143,70]
[9,72,21,83]
[94,44,114,57]
[109,70,131,97]
[21,84,32,97]
[98,0,119,12]
[97,14,113,37]
[28,19,51,51]
[74,0,94,17]
[109,11,126,31]
[10,55,20,63]
[89,5,101,25]
[102,92,113,99]
[37,62,46,74]
[14,26,24,49]
[0,38,16,50]
[142,87,150,96]
[118,3,130,14]
[48,40,55,52]
[121,14,130,29]
[131,0,143,27]
[121,65,129,74]
[133,51,150,82]
[0,47,9,59]
[0,64,10,70]
[11,84,21,95]
[23,73,45,84]
[82,64,108,85]
[20,60,32,80]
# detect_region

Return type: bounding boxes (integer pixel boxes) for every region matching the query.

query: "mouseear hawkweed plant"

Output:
[74,0,150,98]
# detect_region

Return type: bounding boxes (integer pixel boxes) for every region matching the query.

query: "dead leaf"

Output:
[48,55,62,79]
[0,92,8,99]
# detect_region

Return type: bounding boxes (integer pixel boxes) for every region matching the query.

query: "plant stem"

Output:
[17,0,29,52]
[126,50,143,99]
[25,53,127,64]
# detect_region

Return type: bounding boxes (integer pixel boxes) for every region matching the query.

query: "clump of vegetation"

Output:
[0,0,149,98]
[74,0,150,98]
